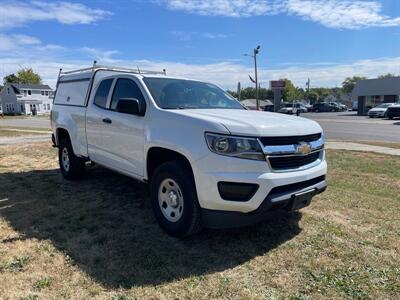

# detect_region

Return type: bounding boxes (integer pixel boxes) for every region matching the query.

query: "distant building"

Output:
[352,77,400,115]
[0,83,54,115]
[240,99,274,111]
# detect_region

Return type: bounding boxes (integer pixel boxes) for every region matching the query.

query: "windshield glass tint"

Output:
[143,78,244,109]
[377,104,391,108]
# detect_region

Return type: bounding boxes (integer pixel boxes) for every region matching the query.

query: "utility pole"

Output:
[245,45,261,110]
[306,78,310,103]
[254,46,260,110]
[237,81,241,101]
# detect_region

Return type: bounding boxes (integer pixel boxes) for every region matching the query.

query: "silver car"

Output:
[367,103,395,118]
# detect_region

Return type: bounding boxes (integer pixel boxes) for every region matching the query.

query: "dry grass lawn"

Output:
[0,143,399,299]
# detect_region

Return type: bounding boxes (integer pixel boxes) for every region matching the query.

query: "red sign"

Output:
[270,80,286,90]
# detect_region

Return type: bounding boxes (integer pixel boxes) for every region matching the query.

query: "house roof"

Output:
[241,99,273,107]
[352,77,400,96]
[9,83,52,91]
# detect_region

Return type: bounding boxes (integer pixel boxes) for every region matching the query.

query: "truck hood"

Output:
[170,109,322,136]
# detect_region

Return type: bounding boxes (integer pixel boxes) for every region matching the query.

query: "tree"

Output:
[16,68,42,84]
[342,76,367,94]
[281,79,302,102]
[308,91,319,104]
[378,73,396,79]
[3,73,19,84]
[3,68,42,85]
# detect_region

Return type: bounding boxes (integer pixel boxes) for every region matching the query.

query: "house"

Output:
[352,77,400,115]
[0,83,54,115]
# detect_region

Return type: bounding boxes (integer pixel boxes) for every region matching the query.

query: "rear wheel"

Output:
[59,137,85,180]
[150,160,202,238]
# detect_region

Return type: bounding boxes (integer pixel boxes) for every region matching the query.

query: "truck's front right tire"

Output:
[150,160,203,238]
[59,137,85,180]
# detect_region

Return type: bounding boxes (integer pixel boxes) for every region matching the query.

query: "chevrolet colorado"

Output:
[51,63,327,237]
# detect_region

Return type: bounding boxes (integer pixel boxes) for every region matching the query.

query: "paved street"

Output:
[1,112,399,143]
[0,117,50,129]
[303,112,400,142]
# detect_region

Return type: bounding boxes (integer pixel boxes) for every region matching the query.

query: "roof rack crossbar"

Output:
[60,64,166,76]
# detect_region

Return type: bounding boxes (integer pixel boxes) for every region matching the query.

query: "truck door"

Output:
[86,78,115,165]
[89,77,146,177]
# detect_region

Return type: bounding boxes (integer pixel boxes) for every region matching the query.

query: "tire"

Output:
[150,160,203,238]
[59,137,85,180]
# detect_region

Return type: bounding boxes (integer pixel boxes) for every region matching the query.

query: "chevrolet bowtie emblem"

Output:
[296,142,312,155]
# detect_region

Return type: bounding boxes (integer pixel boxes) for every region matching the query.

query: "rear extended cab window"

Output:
[93,79,114,109]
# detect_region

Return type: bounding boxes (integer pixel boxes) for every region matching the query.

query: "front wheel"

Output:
[150,161,202,238]
[59,137,85,180]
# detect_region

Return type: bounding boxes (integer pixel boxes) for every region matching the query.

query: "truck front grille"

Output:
[268,151,321,170]
[260,133,321,146]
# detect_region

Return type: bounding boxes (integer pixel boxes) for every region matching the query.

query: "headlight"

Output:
[205,133,265,161]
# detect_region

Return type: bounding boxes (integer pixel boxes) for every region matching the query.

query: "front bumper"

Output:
[202,177,326,228]
[193,151,327,214]
[368,111,385,117]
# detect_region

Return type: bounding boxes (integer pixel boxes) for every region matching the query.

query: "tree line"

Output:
[1,68,397,103]
[229,73,397,103]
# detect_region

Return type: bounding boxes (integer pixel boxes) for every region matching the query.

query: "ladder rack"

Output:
[59,61,167,76]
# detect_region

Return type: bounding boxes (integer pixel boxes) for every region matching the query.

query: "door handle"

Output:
[102,118,112,124]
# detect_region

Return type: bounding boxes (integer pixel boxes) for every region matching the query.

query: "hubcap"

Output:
[158,178,184,222]
[61,147,70,172]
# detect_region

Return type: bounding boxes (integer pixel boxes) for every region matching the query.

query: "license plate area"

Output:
[289,189,315,210]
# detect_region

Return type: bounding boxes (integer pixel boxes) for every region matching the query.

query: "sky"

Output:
[1,0,400,89]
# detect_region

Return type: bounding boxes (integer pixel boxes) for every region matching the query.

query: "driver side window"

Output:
[110,78,146,111]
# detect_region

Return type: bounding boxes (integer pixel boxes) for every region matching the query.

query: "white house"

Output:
[0,83,54,115]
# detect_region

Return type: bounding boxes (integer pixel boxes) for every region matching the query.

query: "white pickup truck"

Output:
[51,63,327,237]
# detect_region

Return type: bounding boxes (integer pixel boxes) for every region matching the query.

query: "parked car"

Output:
[327,102,345,111]
[367,103,396,118]
[278,103,308,114]
[51,64,327,237]
[312,102,340,112]
[386,104,400,119]
[338,103,348,111]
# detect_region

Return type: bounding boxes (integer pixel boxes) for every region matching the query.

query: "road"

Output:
[303,112,400,142]
[0,117,50,129]
[1,112,399,143]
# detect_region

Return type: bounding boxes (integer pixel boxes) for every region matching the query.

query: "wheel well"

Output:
[56,128,70,144]
[147,147,193,181]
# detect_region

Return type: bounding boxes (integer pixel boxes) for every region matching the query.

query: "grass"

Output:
[0,143,399,299]
[0,126,50,137]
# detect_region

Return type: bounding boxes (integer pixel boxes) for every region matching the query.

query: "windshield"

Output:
[143,78,244,110]
[376,103,392,108]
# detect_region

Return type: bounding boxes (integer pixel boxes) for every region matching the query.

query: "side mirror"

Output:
[116,98,145,116]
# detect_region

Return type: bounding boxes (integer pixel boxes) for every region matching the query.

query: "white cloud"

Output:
[0,34,53,51]
[287,0,400,29]
[80,47,120,63]
[161,0,400,29]
[170,30,230,41]
[0,1,111,29]
[1,50,399,90]
[165,0,285,17]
